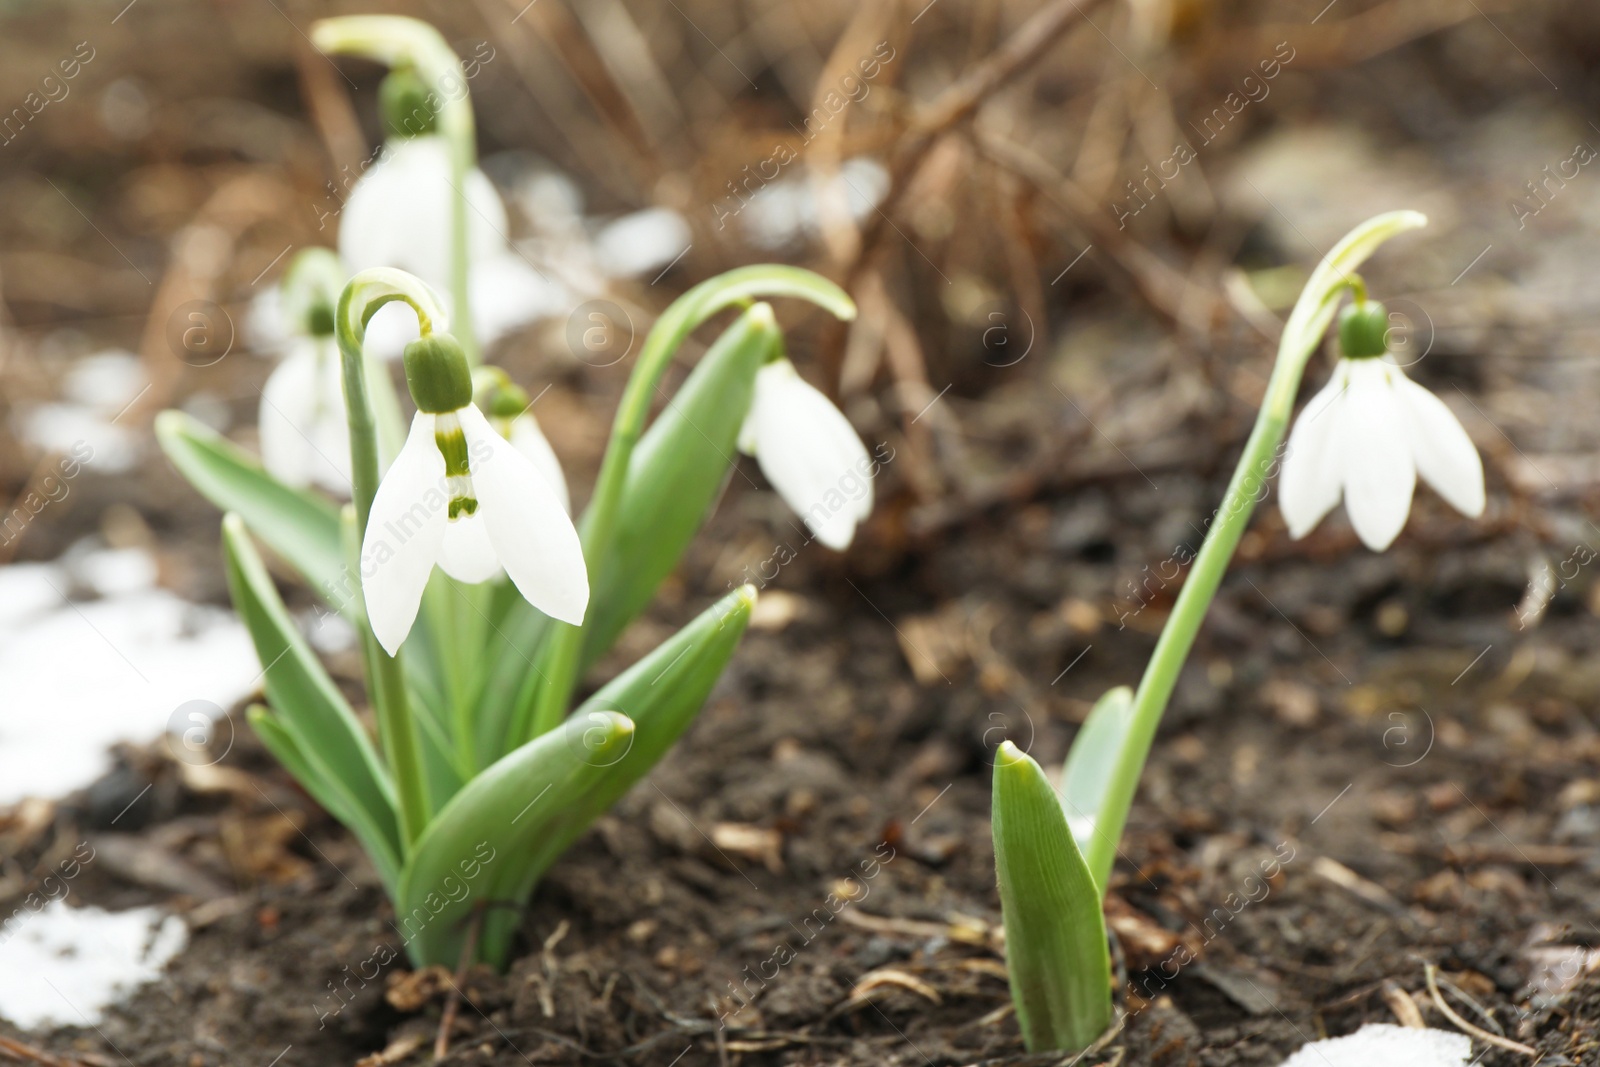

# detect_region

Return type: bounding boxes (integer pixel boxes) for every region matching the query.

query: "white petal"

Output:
[260,340,348,492]
[338,137,509,293]
[1397,373,1485,519]
[1340,360,1416,551]
[458,405,589,625]
[1278,362,1348,539]
[748,361,873,550]
[509,414,570,513]
[439,512,503,584]
[361,413,448,654]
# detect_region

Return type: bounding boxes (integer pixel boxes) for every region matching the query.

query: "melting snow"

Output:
[1276,1024,1472,1067]
[0,549,258,807]
[0,900,187,1029]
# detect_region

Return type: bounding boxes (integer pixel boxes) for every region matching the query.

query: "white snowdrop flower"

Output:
[1279,301,1484,552]
[338,135,508,295]
[1276,1024,1470,1067]
[260,336,352,493]
[257,249,353,493]
[737,359,873,551]
[362,333,587,655]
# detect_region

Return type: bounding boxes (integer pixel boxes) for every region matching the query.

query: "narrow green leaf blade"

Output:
[580,309,777,666]
[993,741,1112,1053]
[247,704,400,890]
[221,513,402,881]
[393,712,635,968]
[157,411,346,599]
[1060,685,1134,894]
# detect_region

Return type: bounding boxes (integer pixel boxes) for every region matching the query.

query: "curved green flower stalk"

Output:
[1083,210,1426,884]
[519,265,856,743]
[312,15,479,360]
[334,267,449,844]
[995,211,1429,1052]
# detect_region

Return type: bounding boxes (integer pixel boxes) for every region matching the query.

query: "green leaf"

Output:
[393,712,634,969]
[246,704,399,890]
[395,585,756,969]
[221,513,403,887]
[579,307,778,668]
[157,411,346,601]
[559,584,755,853]
[993,741,1112,1053]
[1060,685,1134,894]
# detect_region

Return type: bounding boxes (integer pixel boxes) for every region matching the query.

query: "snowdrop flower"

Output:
[256,249,352,493]
[337,70,570,358]
[1279,301,1484,551]
[475,371,570,513]
[362,332,587,655]
[737,359,873,551]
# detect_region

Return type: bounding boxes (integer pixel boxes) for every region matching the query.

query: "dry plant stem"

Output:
[970,128,1203,329]
[827,0,1109,388]
[1424,964,1537,1057]
[0,1035,94,1067]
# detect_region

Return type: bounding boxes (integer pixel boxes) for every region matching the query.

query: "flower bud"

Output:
[1338,300,1389,359]
[485,379,529,419]
[404,332,472,413]
[380,66,438,138]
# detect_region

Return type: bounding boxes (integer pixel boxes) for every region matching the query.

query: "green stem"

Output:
[1081,212,1433,884]
[1082,330,1305,884]
[335,269,448,847]
[513,267,857,745]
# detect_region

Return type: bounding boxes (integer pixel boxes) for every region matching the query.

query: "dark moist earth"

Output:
[7,430,1600,1067]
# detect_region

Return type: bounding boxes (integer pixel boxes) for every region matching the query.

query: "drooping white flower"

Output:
[338,134,574,361]
[737,359,873,551]
[1279,302,1484,552]
[361,335,587,655]
[259,336,352,493]
[339,135,507,293]
[254,248,353,493]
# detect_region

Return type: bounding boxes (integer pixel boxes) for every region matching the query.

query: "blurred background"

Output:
[5,0,1600,1063]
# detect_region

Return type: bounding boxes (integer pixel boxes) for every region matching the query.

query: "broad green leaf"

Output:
[993,742,1112,1053]
[393,712,634,968]
[247,705,399,891]
[157,411,345,598]
[580,307,778,668]
[1060,685,1134,894]
[221,513,402,884]
[478,586,755,965]
[558,584,755,853]
[395,586,756,968]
